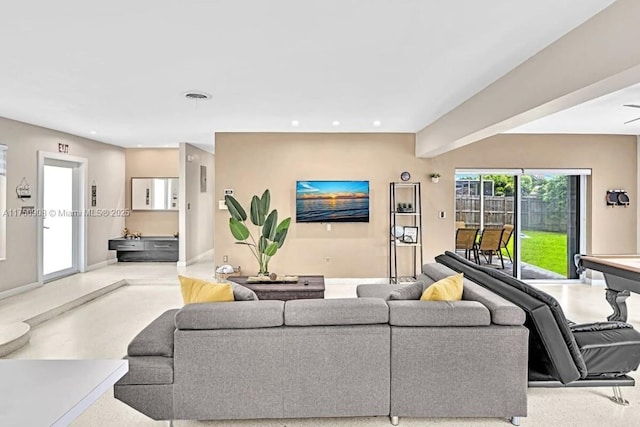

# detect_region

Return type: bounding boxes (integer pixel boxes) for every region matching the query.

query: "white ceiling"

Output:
[0,0,618,152]
[508,81,640,135]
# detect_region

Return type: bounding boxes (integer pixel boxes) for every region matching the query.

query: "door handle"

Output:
[43,225,50,229]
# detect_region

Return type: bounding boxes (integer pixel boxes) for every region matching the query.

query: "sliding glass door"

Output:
[519,173,582,280]
[455,169,587,280]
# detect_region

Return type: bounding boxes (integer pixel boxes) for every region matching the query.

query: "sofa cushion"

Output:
[175,300,284,329]
[420,273,463,301]
[285,298,389,326]
[228,280,259,301]
[388,300,490,326]
[423,263,525,326]
[117,356,173,385]
[179,276,234,303]
[128,309,178,357]
[356,284,396,299]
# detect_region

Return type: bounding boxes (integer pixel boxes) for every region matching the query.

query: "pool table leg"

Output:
[605,288,631,322]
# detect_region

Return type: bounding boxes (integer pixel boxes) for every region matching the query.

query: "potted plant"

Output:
[225,190,291,276]
[430,173,441,183]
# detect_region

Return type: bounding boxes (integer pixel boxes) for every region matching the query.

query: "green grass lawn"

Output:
[505,229,567,276]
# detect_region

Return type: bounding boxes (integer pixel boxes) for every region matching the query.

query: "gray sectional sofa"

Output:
[114,263,528,425]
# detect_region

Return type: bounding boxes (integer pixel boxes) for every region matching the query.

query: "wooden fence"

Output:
[455,196,567,232]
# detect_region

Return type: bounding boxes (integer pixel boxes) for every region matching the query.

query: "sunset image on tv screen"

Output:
[296,180,369,222]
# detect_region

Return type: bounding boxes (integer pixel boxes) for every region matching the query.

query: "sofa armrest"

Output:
[175,300,284,330]
[128,309,179,357]
[462,281,525,326]
[388,300,490,326]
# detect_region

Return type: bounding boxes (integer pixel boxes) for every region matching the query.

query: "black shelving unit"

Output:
[389,182,423,284]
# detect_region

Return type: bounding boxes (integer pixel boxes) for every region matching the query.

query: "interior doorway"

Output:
[37,152,87,283]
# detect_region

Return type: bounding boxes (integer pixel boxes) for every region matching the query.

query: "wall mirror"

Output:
[0,144,6,260]
[131,177,178,211]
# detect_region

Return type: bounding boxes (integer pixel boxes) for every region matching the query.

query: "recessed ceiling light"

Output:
[183,91,212,100]
[136,144,142,147]
[373,120,381,127]
[291,120,299,127]
[89,130,97,135]
[332,120,340,126]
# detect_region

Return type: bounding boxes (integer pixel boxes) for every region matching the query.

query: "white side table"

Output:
[0,359,128,426]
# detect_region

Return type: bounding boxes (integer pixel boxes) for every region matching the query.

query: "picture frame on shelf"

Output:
[402,226,418,243]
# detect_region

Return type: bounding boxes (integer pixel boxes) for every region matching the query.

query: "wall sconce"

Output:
[606,190,630,207]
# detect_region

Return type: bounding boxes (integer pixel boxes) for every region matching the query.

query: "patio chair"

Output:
[477,228,505,268]
[455,227,479,263]
[500,224,515,262]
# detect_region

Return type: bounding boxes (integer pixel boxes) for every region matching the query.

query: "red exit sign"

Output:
[58,143,69,153]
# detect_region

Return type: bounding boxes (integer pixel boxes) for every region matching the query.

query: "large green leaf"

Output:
[225,195,247,221]
[262,210,278,240]
[264,242,279,257]
[250,195,265,226]
[274,227,288,248]
[259,189,270,216]
[258,236,268,254]
[229,218,250,240]
[275,217,291,233]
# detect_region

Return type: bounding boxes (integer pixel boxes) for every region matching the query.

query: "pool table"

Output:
[575,254,640,322]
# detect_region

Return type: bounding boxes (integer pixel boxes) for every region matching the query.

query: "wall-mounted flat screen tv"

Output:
[296,180,369,223]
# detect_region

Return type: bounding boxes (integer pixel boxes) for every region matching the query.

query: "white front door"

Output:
[38,153,87,283]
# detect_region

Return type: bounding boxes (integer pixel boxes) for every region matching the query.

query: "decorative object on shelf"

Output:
[606,190,630,207]
[391,225,405,239]
[430,173,441,184]
[122,227,130,238]
[225,189,292,276]
[396,202,414,213]
[400,171,411,182]
[402,226,419,243]
[16,177,31,200]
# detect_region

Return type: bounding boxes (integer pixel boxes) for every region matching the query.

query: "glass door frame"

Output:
[455,168,589,281]
[37,151,87,284]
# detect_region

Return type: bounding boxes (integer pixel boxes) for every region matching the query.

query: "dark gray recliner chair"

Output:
[436,251,640,404]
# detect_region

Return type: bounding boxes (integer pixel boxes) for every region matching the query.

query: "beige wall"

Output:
[0,116,125,293]
[179,143,214,264]
[216,132,637,278]
[428,134,637,261]
[215,133,427,277]
[124,148,179,236]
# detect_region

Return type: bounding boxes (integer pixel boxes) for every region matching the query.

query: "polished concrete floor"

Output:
[3,260,640,426]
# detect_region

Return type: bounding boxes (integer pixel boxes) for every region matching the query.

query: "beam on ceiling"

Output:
[416,0,640,158]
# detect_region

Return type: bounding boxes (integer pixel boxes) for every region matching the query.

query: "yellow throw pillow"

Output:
[178,276,235,304]
[420,273,464,301]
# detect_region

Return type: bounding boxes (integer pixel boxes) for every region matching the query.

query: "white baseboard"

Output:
[325,278,390,285]
[0,281,43,301]
[179,248,214,267]
[86,258,118,272]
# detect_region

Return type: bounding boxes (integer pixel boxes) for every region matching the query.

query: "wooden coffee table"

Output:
[229,275,325,301]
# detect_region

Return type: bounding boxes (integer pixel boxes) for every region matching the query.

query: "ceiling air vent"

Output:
[184,91,212,100]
